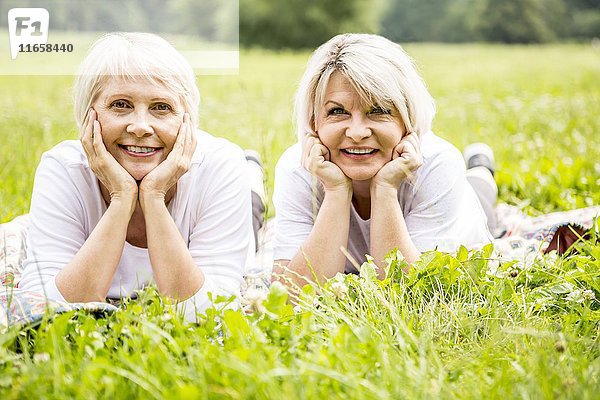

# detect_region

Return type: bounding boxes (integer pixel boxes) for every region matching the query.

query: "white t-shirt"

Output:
[273,131,493,273]
[19,130,253,320]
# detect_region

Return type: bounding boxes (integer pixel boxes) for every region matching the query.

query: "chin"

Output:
[125,165,155,181]
[342,168,377,182]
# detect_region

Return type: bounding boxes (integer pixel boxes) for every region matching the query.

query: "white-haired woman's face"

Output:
[93,77,185,180]
[315,72,405,181]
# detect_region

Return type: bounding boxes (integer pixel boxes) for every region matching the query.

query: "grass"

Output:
[1,43,599,398]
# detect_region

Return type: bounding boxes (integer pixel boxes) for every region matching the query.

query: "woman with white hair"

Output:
[272,33,493,285]
[17,32,254,320]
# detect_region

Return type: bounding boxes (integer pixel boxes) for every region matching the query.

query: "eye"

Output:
[369,106,391,115]
[152,103,172,111]
[327,107,347,116]
[111,100,131,109]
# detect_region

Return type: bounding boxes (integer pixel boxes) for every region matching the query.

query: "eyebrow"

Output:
[323,100,344,108]
[105,94,178,103]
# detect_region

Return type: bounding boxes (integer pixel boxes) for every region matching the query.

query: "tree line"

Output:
[241,0,600,48]
[2,0,599,48]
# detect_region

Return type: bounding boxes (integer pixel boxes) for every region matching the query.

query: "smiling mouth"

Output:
[119,145,162,156]
[341,148,378,156]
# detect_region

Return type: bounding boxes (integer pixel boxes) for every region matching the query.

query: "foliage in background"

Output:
[239,0,383,49]
[381,0,600,44]
[1,0,598,48]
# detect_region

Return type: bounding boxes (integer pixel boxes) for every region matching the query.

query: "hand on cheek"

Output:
[372,132,422,191]
[139,113,196,204]
[80,109,138,204]
[302,133,351,192]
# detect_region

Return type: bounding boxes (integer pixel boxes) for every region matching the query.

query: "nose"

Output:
[345,115,371,142]
[126,109,154,137]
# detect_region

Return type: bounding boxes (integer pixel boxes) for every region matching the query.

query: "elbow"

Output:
[55,274,108,303]
[155,268,205,302]
[62,290,106,303]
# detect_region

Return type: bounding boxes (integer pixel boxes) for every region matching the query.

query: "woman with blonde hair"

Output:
[16,32,254,320]
[272,33,493,285]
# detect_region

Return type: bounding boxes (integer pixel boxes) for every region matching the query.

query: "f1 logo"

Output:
[8,8,49,60]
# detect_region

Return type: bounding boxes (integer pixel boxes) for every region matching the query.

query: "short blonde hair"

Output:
[73,32,200,129]
[294,33,435,141]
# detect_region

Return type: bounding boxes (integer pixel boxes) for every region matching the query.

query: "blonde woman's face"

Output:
[93,77,185,180]
[315,72,405,181]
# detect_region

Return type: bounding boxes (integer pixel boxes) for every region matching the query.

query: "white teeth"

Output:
[345,148,375,155]
[125,145,156,154]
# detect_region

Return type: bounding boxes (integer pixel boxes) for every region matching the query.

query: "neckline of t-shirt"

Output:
[351,203,371,224]
[124,241,149,252]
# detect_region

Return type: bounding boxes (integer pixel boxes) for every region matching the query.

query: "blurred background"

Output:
[240,0,600,47]
[1,0,599,48]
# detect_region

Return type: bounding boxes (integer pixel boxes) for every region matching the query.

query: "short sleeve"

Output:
[175,146,252,321]
[403,146,492,252]
[272,145,320,261]
[18,155,90,302]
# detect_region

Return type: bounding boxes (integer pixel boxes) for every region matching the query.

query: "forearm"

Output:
[370,185,420,278]
[55,199,133,302]
[141,195,204,301]
[284,188,352,286]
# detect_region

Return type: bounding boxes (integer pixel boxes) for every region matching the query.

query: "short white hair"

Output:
[73,32,200,129]
[294,33,435,141]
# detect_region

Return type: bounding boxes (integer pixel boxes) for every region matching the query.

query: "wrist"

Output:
[139,191,166,212]
[323,184,353,201]
[370,181,399,198]
[107,195,137,217]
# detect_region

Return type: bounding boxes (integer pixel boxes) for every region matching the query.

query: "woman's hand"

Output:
[302,133,351,192]
[139,113,196,206]
[372,132,422,191]
[81,109,138,209]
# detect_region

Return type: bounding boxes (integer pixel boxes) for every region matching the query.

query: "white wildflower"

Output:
[33,353,50,363]
[583,290,596,301]
[243,287,268,313]
[565,289,584,303]
[269,280,288,297]
[330,281,349,299]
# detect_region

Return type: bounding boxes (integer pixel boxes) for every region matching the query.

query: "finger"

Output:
[403,131,420,151]
[308,142,329,166]
[79,113,96,160]
[400,140,416,159]
[319,143,331,162]
[397,141,422,179]
[307,145,324,174]
[184,113,196,158]
[80,110,95,152]
[167,117,187,163]
[80,109,92,140]
[392,142,404,160]
[302,135,317,169]
[92,120,106,156]
[302,134,315,154]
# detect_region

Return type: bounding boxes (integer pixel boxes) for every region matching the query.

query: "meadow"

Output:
[0,43,599,398]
